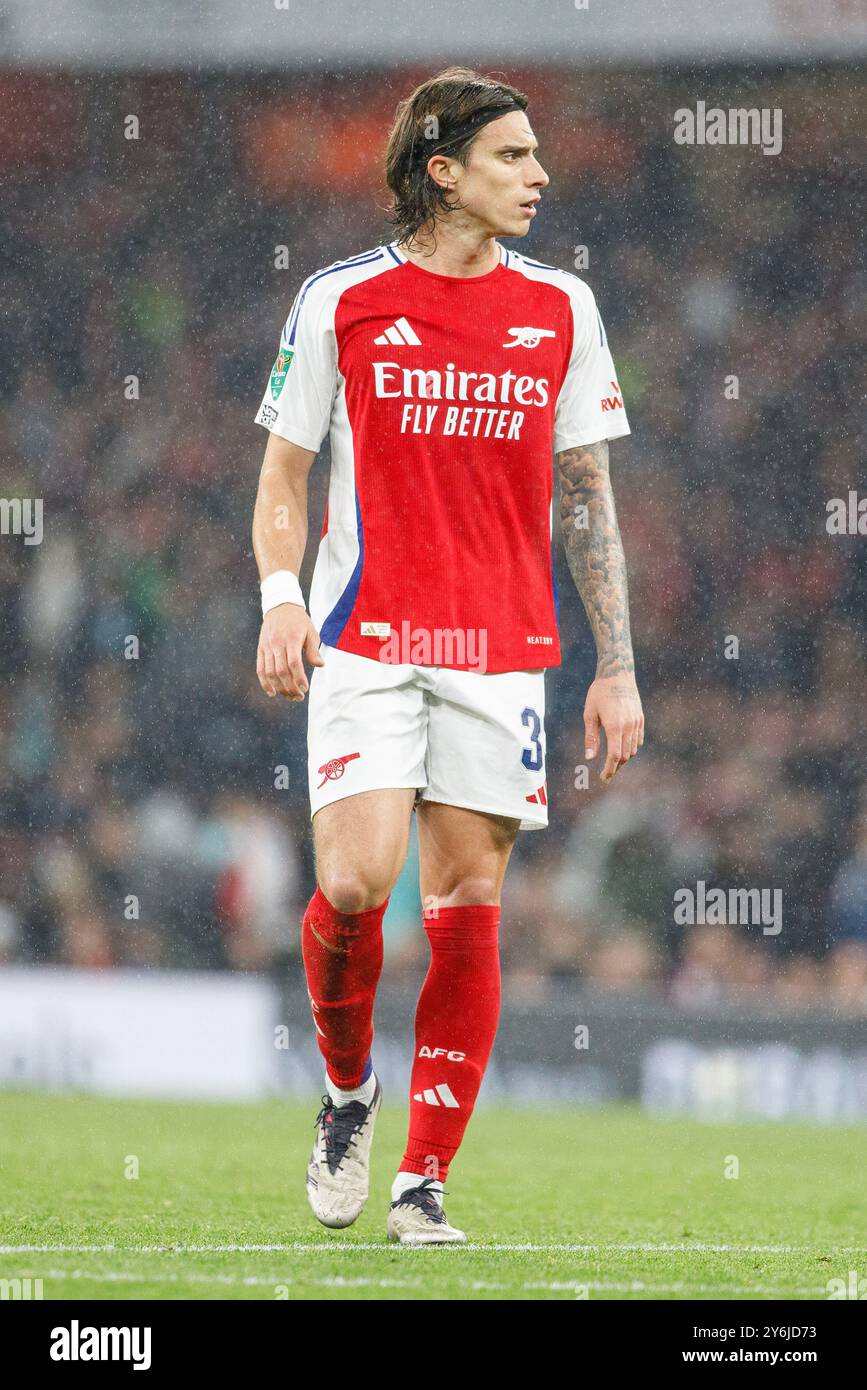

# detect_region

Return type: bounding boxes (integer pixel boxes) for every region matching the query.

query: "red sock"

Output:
[400,904,501,1182]
[301,886,387,1090]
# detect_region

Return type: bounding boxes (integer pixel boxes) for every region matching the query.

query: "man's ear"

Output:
[427,156,455,191]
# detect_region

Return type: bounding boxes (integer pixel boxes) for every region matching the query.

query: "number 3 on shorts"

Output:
[521,706,544,772]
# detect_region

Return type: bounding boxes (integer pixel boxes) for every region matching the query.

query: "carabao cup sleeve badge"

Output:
[270,347,295,400]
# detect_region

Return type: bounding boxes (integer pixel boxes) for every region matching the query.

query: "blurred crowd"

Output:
[1,68,864,1012]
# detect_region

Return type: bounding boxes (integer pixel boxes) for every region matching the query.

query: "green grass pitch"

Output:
[0,1091,863,1301]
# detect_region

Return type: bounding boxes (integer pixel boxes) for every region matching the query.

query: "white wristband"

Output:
[261,570,306,616]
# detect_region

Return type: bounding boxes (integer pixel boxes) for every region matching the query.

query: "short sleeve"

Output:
[553,281,630,453]
[254,277,337,452]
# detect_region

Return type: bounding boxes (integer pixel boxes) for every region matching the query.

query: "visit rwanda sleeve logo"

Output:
[269,347,295,400]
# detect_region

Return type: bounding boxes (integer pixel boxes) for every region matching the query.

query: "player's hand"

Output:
[583,673,644,783]
[256,604,324,701]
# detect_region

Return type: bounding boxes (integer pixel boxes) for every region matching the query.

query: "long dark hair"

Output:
[384,67,528,248]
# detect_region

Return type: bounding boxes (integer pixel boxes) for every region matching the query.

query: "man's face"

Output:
[434,110,549,238]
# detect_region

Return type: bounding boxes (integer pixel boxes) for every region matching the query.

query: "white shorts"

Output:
[307,644,548,830]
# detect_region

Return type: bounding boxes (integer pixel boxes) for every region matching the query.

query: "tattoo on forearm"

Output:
[557,440,634,678]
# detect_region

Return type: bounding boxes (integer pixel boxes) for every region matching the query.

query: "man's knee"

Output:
[317,869,393,915]
[427,875,502,910]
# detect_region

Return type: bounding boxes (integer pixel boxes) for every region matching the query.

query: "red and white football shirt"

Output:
[254,241,629,673]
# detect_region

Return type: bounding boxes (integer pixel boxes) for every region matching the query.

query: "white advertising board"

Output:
[0,967,281,1100]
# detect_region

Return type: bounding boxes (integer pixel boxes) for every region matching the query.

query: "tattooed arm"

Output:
[557,439,644,782]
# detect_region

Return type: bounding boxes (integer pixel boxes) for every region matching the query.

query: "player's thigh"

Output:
[313,787,417,912]
[421,666,548,833]
[416,801,520,907]
[307,642,428,817]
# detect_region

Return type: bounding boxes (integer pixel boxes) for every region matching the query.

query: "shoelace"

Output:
[314,1094,369,1171]
[392,1177,448,1224]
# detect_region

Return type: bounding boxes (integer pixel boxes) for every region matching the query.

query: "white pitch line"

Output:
[2,1241,865,1255]
[30,1268,828,1297]
[40,1269,421,1290]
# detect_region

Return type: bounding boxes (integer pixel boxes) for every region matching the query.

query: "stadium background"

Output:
[1,6,865,1115]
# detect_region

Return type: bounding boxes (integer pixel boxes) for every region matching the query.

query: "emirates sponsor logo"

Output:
[373,361,549,408]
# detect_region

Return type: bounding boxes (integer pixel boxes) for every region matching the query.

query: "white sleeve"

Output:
[553,280,630,453]
[253,276,337,452]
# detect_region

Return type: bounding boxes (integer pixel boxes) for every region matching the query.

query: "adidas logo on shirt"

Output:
[374,316,421,346]
[412,1083,460,1109]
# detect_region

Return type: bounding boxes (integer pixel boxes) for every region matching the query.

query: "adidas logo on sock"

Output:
[412,1083,459,1108]
[373,316,421,346]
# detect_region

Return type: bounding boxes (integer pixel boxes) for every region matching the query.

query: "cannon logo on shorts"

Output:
[269,346,295,400]
[316,751,360,788]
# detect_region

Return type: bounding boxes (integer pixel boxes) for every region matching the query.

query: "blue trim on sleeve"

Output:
[286,250,385,346]
[516,254,558,271]
[319,489,365,647]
